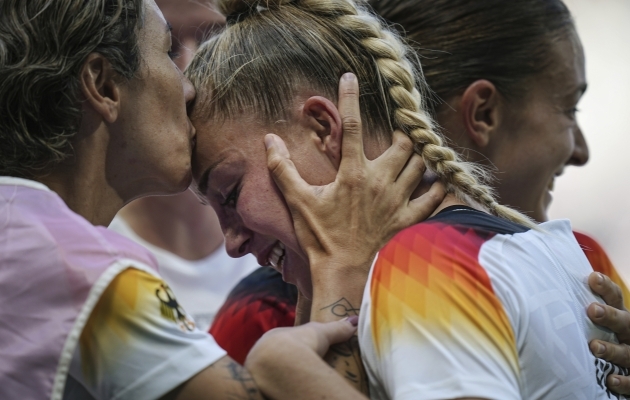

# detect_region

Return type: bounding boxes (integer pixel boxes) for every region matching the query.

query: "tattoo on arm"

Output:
[213,359,266,400]
[321,298,369,395]
[320,297,360,318]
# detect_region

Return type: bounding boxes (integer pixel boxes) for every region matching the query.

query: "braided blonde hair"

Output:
[187,0,536,228]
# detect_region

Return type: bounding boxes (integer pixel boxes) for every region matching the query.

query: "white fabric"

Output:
[63,267,227,400]
[359,219,627,400]
[109,216,259,331]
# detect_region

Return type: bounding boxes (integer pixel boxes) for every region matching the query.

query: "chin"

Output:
[159,164,193,195]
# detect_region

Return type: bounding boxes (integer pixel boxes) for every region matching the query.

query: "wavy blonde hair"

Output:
[187,0,536,228]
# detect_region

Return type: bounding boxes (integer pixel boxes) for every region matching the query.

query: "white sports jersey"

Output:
[63,267,226,400]
[359,206,629,400]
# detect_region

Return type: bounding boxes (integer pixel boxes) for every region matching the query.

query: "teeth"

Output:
[269,242,285,269]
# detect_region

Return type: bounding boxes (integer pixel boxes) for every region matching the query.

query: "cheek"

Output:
[238,174,301,249]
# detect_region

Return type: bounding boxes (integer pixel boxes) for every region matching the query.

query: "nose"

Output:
[182,75,196,108]
[224,227,252,259]
[568,125,590,166]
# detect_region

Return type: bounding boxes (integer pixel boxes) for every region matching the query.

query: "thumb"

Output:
[311,317,359,357]
[265,133,310,200]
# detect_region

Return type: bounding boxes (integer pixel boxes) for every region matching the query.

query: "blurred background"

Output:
[549,0,630,280]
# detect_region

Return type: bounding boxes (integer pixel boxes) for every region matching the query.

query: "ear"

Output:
[460,79,501,148]
[79,53,121,124]
[302,96,343,169]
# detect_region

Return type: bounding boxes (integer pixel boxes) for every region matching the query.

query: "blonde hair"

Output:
[187,0,536,228]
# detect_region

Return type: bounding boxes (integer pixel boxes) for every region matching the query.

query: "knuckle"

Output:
[396,136,414,153]
[342,116,362,132]
[341,86,359,98]
[411,154,426,171]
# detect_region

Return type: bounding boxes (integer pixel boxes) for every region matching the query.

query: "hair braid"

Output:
[206,0,536,228]
[296,0,535,228]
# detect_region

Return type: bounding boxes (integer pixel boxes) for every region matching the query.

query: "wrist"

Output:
[308,252,377,282]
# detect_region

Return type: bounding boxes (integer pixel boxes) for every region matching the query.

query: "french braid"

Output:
[199,0,536,228]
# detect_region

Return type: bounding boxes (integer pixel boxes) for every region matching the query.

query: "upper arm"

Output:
[161,356,264,400]
[71,268,227,400]
[367,230,521,400]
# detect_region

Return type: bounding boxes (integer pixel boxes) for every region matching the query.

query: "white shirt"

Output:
[359,207,629,400]
[109,216,259,331]
[63,267,227,400]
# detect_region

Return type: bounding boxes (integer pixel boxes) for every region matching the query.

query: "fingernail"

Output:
[611,377,620,387]
[595,342,606,355]
[593,304,605,318]
[596,272,604,285]
[342,72,356,82]
[347,315,359,327]
[264,134,276,150]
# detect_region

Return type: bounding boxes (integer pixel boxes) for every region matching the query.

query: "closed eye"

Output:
[221,184,240,208]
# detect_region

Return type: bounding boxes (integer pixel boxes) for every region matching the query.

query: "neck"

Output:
[118,190,225,261]
[34,128,124,226]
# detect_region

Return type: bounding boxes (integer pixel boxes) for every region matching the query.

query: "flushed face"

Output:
[191,113,339,298]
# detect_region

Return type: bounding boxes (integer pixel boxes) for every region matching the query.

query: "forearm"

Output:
[245,330,366,400]
[310,260,373,395]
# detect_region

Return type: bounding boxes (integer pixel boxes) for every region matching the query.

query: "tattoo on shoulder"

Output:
[320,297,360,318]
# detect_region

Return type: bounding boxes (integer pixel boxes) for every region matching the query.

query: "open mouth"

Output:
[268,241,286,272]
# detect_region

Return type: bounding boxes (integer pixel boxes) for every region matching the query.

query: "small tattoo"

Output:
[320,297,360,317]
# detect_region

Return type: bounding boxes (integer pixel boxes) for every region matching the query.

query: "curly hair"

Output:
[0,0,144,177]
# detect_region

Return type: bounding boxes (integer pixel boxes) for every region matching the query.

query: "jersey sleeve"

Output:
[574,231,630,310]
[366,224,521,400]
[210,267,297,364]
[67,267,227,400]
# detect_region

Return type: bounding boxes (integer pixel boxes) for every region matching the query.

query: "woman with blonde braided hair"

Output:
[189,0,630,398]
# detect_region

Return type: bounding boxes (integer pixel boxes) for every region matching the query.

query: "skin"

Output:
[192,94,458,298]
[189,29,620,400]
[432,26,630,391]
[437,31,589,222]
[37,0,195,226]
[118,0,227,261]
[27,1,388,399]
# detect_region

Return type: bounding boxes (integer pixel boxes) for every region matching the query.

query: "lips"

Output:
[548,169,565,192]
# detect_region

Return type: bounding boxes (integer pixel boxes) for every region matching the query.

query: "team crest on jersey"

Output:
[156,283,196,332]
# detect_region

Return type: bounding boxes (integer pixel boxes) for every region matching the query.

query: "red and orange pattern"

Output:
[370,222,518,371]
[574,231,630,310]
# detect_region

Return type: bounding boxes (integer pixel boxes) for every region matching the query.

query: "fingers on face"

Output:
[265,133,310,199]
[589,272,625,311]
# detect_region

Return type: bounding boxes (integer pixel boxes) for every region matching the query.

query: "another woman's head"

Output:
[370,0,589,222]
[187,0,531,296]
[0,0,195,200]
